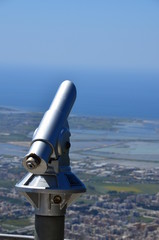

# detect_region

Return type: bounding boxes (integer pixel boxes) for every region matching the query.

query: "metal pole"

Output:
[0,234,34,240]
[35,215,65,240]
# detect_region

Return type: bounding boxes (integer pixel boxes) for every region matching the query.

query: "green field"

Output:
[104,183,159,194]
[85,178,159,195]
[105,185,140,193]
[0,218,32,230]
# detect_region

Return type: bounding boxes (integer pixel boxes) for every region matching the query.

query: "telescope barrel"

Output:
[23,80,76,174]
[33,80,76,143]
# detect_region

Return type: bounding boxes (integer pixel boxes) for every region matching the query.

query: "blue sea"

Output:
[0,65,159,119]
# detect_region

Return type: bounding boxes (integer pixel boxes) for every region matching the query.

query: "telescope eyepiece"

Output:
[26,155,41,170]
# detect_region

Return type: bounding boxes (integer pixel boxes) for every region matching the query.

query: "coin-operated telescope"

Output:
[16,80,86,240]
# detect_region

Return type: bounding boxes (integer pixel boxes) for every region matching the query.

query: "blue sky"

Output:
[0,0,159,72]
[0,1,159,118]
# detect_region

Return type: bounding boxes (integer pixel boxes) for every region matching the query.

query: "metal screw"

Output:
[26,157,40,170]
[53,195,62,204]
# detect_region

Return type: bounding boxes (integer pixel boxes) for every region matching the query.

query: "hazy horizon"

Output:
[0,66,159,120]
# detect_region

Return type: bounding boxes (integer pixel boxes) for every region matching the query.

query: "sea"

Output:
[0,65,159,119]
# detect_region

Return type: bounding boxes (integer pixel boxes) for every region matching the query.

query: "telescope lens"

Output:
[26,156,41,170]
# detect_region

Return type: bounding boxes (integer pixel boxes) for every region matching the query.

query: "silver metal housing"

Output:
[16,172,86,216]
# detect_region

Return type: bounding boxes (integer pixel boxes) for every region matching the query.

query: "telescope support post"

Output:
[35,215,65,240]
